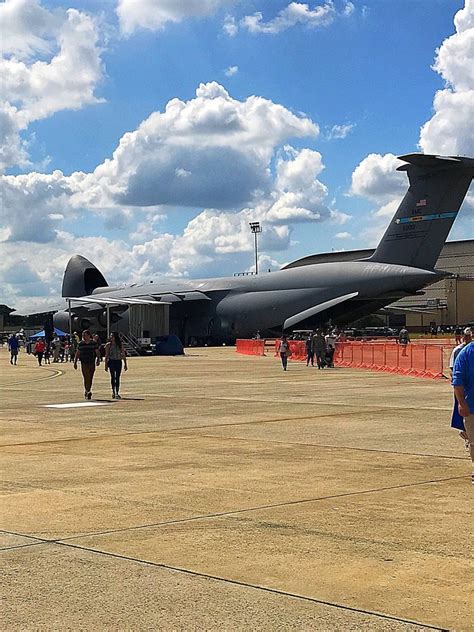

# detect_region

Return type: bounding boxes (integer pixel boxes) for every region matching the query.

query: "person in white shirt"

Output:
[449,328,472,371]
[325,330,337,368]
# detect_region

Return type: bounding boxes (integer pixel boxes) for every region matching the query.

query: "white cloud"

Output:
[234,1,354,36]
[0,103,30,172]
[419,0,474,156]
[348,1,474,249]
[327,123,355,140]
[224,65,239,77]
[1,170,75,242]
[335,231,351,239]
[350,153,405,202]
[82,82,318,210]
[117,0,236,35]
[1,85,340,307]
[0,0,63,59]
[0,1,105,172]
[223,14,238,36]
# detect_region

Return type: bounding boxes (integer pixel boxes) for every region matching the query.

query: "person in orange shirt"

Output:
[34,338,46,366]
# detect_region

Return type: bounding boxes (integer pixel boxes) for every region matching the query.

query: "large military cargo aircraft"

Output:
[55,153,474,343]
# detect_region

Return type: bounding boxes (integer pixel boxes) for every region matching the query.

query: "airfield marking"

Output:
[167,432,469,461]
[50,541,446,630]
[0,406,463,459]
[0,367,64,388]
[47,474,467,542]
[0,525,447,629]
[43,402,112,409]
[130,391,453,412]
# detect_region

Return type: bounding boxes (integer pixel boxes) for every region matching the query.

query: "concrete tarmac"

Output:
[1,347,472,630]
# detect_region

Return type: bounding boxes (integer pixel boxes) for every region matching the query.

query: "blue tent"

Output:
[154,335,184,356]
[30,327,68,339]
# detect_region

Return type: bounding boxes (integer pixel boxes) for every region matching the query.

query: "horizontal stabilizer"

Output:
[283,292,358,329]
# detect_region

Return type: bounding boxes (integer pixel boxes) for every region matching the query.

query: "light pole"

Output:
[249,221,262,275]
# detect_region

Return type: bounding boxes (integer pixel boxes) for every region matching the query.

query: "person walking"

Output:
[305,334,314,366]
[279,334,292,371]
[74,330,101,400]
[450,328,472,450]
[312,330,326,369]
[325,329,337,368]
[8,334,19,365]
[398,327,410,356]
[105,332,128,399]
[34,338,46,366]
[452,341,474,480]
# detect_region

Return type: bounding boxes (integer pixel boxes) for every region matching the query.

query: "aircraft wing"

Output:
[67,290,212,307]
[68,296,172,306]
[283,292,359,329]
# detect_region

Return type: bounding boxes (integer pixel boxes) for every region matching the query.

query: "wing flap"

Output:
[283,292,359,329]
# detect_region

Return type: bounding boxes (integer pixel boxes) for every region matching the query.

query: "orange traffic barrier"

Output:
[274,339,306,361]
[236,339,265,356]
[334,342,449,379]
[238,338,453,379]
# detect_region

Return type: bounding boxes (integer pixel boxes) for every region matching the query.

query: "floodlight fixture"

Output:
[249,221,262,274]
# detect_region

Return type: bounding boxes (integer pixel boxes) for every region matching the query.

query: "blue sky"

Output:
[1,0,473,311]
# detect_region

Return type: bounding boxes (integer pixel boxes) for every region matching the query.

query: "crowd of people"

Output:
[279,329,345,371]
[7,330,128,401]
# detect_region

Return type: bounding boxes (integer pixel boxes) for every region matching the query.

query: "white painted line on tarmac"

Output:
[44,402,110,408]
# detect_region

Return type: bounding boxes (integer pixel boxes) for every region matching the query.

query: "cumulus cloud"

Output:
[81,82,318,210]
[0,103,30,172]
[0,0,105,172]
[348,1,473,248]
[350,153,405,202]
[229,1,355,36]
[0,0,63,59]
[419,0,474,156]
[335,231,352,239]
[117,0,236,35]
[1,84,338,307]
[1,170,75,242]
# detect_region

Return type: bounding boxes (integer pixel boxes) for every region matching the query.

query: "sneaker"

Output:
[112,392,116,399]
[84,391,88,399]
[87,392,92,400]
[115,394,121,400]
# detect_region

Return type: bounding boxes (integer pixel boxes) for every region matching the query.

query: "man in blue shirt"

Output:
[452,341,474,468]
[8,334,19,365]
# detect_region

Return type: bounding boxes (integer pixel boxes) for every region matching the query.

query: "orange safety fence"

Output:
[237,338,454,379]
[274,339,307,361]
[334,342,452,379]
[235,339,265,356]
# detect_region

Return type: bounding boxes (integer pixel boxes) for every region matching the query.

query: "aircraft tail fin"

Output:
[367,154,474,270]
